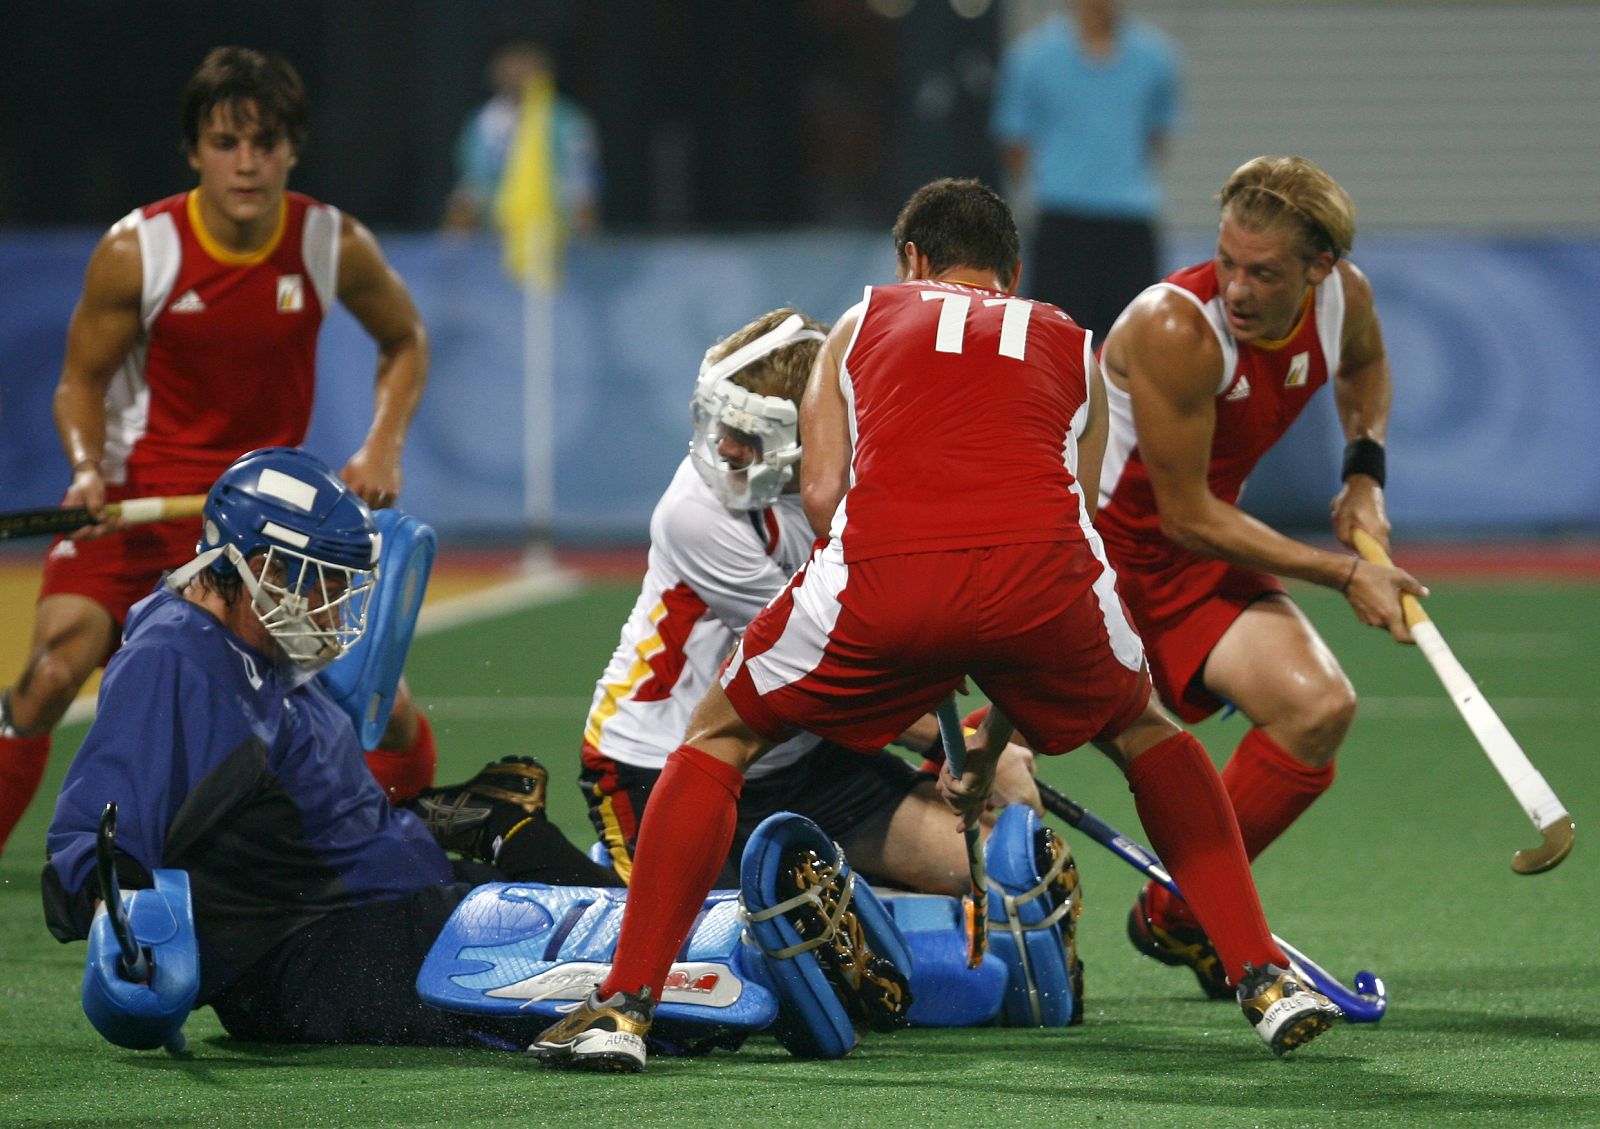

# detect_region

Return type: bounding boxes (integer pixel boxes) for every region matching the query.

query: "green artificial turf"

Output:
[2,579,1597,1128]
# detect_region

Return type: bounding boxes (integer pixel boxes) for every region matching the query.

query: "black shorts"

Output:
[581,742,932,887]
[1027,210,1159,345]
[207,864,542,1048]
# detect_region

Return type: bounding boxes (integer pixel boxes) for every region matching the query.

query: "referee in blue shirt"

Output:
[991,0,1180,341]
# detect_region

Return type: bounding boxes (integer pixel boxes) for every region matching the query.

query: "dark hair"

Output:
[181,47,309,152]
[891,178,1020,289]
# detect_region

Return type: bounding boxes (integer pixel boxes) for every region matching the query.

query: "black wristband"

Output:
[1341,438,1386,487]
[1339,556,1360,594]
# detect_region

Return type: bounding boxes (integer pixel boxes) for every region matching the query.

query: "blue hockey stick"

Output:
[1033,779,1387,1022]
[96,803,150,984]
[935,699,989,969]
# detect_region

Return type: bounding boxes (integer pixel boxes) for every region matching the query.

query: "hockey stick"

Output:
[934,698,989,969]
[1352,530,1575,875]
[0,494,207,541]
[95,803,151,984]
[1033,778,1389,1023]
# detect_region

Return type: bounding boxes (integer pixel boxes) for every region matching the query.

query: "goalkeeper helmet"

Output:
[187,447,380,673]
[688,313,822,512]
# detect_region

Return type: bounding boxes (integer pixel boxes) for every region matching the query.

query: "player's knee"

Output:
[1283,676,1356,762]
[376,694,419,750]
[10,653,88,732]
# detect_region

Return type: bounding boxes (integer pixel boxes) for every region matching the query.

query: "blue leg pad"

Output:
[318,508,436,750]
[416,883,778,1036]
[82,869,199,1052]
[878,892,1007,1026]
[739,812,914,1058]
[984,803,1084,1027]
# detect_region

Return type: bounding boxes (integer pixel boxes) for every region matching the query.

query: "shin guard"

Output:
[739,812,914,1058]
[984,803,1084,1027]
[319,509,435,749]
[416,882,779,1040]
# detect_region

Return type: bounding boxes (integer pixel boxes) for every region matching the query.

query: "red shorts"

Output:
[723,540,1149,756]
[1108,546,1283,723]
[38,481,203,627]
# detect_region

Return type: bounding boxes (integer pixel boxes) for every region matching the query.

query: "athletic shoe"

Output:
[1125,886,1232,1000]
[527,987,655,1072]
[1237,962,1342,1055]
[408,755,549,860]
[783,847,912,1033]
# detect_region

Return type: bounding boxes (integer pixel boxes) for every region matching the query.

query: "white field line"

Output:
[60,558,587,728]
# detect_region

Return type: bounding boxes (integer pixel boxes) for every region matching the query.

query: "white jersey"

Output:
[583,458,821,776]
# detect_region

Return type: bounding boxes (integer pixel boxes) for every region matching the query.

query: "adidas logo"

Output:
[1224,374,1252,402]
[48,539,78,560]
[169,289,206,314]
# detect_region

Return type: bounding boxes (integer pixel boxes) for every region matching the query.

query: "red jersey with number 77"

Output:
[827,279,1097,562]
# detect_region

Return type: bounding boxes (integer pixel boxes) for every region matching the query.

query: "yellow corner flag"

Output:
[494,73,561,288]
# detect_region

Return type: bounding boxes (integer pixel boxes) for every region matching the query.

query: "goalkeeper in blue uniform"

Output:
[42,447,616,1047]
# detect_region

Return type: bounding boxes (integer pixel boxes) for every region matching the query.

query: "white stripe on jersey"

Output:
[1097,271,1347,510]
[584,458,819,775]
[743,539,847,699]
[303,204,340,313]
[101,208,179,484]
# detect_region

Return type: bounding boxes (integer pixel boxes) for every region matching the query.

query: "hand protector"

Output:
[82,869,199,1052]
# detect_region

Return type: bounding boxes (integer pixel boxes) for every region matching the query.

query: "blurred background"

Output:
[2,0,1597,543]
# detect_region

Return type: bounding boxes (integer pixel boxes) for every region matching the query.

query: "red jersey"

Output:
[102,189,340,494]
[828,280,1096,561]
[1096,261,1348,566]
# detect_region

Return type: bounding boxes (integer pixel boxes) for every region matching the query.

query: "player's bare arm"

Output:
[1111,289,1358,590]
[1327,261,1426,640]
[1076,353,1110,518]
[335,214,429,508]
[1328,261,1393,548]
[52,223,144,529]
[800,311,858,537]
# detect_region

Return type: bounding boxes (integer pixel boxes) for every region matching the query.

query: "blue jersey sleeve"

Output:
[45,638,261,903]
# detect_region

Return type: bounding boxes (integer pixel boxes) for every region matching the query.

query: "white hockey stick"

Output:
[1353,530,1575,874]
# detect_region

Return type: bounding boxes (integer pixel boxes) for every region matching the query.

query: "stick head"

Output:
[1512,816,1575,875]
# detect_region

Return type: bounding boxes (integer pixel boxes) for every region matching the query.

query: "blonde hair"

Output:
[1218,156,1356,262]
[705,308,829,405]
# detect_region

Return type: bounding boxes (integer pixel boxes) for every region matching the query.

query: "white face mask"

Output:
[688,380,800,511]
[236,543,376,673]
[687,314,823,512]
[165,542,376,676]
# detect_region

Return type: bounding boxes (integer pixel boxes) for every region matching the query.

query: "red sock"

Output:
[1126,732,1287,984]
[1222,727,1334,861]
[602,745,743,999]
[365,713,437,804]
[0,732,53,859]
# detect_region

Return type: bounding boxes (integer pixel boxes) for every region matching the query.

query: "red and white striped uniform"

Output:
[725,280,1147,756]
[1094,261,1348,720]
[103,189,339,495]
[40,189,340,621]
[582,458,821,777]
